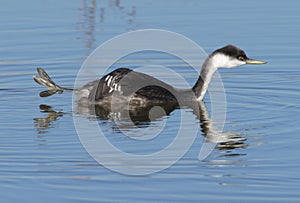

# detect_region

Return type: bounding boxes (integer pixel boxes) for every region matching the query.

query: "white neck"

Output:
[198,57,218,100]
[193,53,245,101]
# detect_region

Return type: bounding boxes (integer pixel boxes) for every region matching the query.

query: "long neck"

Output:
[192,56,218,101]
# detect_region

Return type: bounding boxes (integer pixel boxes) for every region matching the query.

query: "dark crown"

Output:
[213,45,248,60]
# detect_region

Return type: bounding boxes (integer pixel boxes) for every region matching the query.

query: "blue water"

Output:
[1,0,300,202]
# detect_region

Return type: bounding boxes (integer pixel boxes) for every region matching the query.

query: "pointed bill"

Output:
[246,59,267,64]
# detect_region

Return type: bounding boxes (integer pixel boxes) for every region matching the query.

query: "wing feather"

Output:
[88,68,176,102]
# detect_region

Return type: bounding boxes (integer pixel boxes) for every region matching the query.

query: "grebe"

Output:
[33,45,266,104]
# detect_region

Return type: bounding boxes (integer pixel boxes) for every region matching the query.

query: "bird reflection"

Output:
[196,102,248,151]
[33,104,64,134]
[34,101,247,151]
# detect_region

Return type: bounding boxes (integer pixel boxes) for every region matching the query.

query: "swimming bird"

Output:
[33,45,266,105]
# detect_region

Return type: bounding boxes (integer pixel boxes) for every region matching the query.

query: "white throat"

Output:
[195,53,245,101]
[210,53,245,69]
[196,57,217,101]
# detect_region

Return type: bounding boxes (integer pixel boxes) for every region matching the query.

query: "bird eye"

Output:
[238,56,244,61]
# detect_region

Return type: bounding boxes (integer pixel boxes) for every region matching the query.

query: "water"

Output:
[1,0,300,202]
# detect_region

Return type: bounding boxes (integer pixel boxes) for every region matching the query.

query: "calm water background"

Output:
[1,0,300,202]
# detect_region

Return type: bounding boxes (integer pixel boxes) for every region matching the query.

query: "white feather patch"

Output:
[104,75,122,94]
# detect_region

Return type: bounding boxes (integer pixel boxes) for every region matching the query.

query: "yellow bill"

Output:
[246,59,267,64]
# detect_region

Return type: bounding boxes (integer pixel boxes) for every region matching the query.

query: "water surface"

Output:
[1,0,300,202]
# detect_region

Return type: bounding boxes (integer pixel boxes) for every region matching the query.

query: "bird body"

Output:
[33,45,266,105]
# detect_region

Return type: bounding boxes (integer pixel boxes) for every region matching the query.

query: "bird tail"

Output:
[33,67,75,97]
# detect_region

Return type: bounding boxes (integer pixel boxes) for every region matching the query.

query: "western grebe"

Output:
[33,45,266,104]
